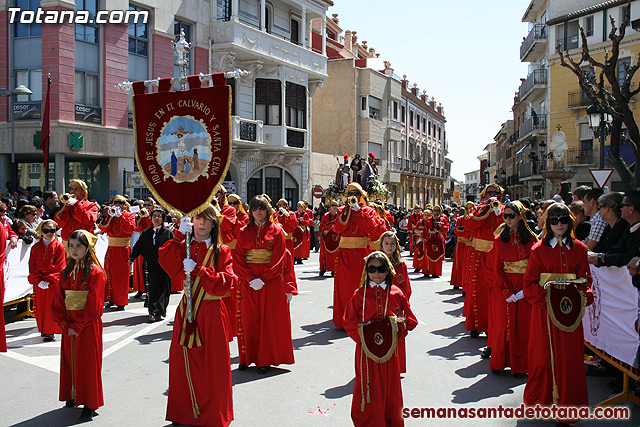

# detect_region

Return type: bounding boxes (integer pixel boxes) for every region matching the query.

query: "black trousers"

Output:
[145,260,171,317]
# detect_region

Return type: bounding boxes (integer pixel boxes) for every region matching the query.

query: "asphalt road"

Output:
[1,251,637,426]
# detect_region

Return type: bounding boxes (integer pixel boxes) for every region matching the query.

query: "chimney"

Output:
[429,96,436,109]
[368,47,376,58]
[384,61,393,77]
[411,83,419,96]
[344,30,352,51]
[420,90,428,103]
[437,103,443,114]
[362,40,367,50]
[351,31,358,45]
[401,74,408,90]
[331,13,339,24]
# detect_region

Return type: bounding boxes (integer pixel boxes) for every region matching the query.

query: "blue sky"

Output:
[328,0,531,180]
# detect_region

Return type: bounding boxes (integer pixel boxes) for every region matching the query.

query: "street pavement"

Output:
[1,251,638,426]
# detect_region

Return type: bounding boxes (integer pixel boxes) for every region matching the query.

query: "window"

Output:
[428,120,432,136]
[256,79,281,125]
[409,111,414,127]
[217,0,231,21]
[129,5,149,56]
[392,101,398,120]
[617,58,631,86]
[401,105,405,123]
[422,117,426,133]
[290,18,300,45]
[75,71,99,106]
[264,6,272,33]
[174,20,192,77]
[585,16,594,37]
[416,114,420,130]
[368,96,381,120]
[285,82,306,129]
[622,6,631,26]
[15,69,42,102]
[438,126,442,140]
[14,0,41,37]
[75,0,98,43]
[361,96,367,111]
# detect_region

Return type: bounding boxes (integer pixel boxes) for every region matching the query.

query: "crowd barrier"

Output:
[583,265,640,407]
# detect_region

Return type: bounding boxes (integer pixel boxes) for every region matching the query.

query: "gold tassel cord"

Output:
[546,314,560,404]
[183,347,201,419]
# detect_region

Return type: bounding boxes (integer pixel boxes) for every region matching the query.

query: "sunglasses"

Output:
[229,201,240,206]
[548,216,571,225]
[251,206,267,212]
[366,265,388,274]
[41,228,56,234]
[503,213,517,219]
[598,205,608,209]
[113,201,125,205]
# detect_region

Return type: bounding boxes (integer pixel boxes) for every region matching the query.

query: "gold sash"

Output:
[458,236,471,244]
[339,236,370,249]
[203,290,232,301]
[246,249,273,264]
[284,233,293,240]
[65,290,89,310]
[472,238,493,253]
[108,236,130,247]
[503,259,528,274]
[539,272,576,287]
[226,239,237,249]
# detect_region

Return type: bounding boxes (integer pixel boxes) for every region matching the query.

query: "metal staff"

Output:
[184,229,194,323]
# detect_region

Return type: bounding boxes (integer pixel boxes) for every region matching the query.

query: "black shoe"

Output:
[462,291,466,297]
[238,364,247,371]
[65,399,75,408]
[154,314,163,322]
[116,305,125,311]
[104,301,115,309]
[78,406,94,422]
[470,330,480,338]
[143,300,149,308]
[513,372,524,379]
[133,291,143,299]
[423,274,430,278]
[432,275,440,278]
[257,366,270,374]
[319,270,325,277]
[490,369,501,374]
[331,271,335,277]
[481,347,492,359]
[148,314,157,323]
[43,334,55,342]
[414,269,421,273]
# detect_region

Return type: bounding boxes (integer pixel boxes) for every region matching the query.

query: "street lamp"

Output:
[493,173,499,183]
[587,103,612,168]
[501,170,506,183]
[0,84,32,192]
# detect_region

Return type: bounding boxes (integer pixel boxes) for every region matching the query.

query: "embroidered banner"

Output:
[132,74,231,216]
[583,265,639,366]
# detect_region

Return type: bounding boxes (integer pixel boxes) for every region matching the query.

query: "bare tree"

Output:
[558,3,640,189]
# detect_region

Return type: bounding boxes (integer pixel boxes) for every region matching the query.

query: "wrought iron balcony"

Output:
[518,113,546,141]
[520,24,548,61]
[565,148,599,166]
[568,90,591,108]
[519,69,547,100]
[232,116,263,144]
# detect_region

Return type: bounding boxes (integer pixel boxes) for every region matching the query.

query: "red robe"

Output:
[411,219,426,270]
[54,199,99,242]
[132,215,152,293]
[98,212,135,306]
[218,203,239,341]
[491,232,534,373]
[332,204,386,328]
[229,210,248,344]
[421,215,449,276]
[274,210,298,257]
[392,261,411,373]
[406,212,422,254]
[0,221,17,352]
[159,237,235,427]
[343,284,418,427]
[463,205,503,332]
[318,211,339,273]
[28,238,66,335]
[293,210,313,259]
[522,239,594,414]
[450,215,470,288]
[234,221,294,367]
[51,263,106,410]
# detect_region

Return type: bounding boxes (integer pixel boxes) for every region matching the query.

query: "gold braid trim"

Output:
[183,347,201,419]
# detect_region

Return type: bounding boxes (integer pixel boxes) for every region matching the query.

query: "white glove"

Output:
[280,207,290,217]
[114,207,122,217]
[249,278,265,291]
[37,281,49,289]
[515,290,524,300]
[67,197,77,206]
[351,203,360,212]
[286,293,293,304]
[506,294,517,303]
[179,216,193,235]
[183,258,196,274]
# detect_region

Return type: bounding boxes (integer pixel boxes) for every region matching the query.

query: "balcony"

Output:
[211,20,327,79]
[568,90,591,108]
[520,24,548,62]
[519,69,547,100]
[557,35,579,52]
[232,116,264,145]
[565,148,599,166]
[518,160,547,179]
[518,113,546,141]
[255,125,308,151]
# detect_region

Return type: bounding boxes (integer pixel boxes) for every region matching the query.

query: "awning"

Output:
[516,141,531,156]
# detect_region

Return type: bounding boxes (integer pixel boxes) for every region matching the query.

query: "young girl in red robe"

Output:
[522,202,594,424]
[343,251,417,427]
[51,230,106,422]
[378,231,412,374]
[28,219,65,341]
[491,201,537,377]
[159,204,236,427]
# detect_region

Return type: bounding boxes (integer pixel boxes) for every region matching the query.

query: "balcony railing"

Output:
[389,161,402,172]
[232,116,263,143]
[568,90,591,108]
[286,129,305,148]
[518,113,546,139]
[519,69,547,99]
[518,160,547,179]
[565,148,599,166]
[520,24,547,60]
[557,35,579,51]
